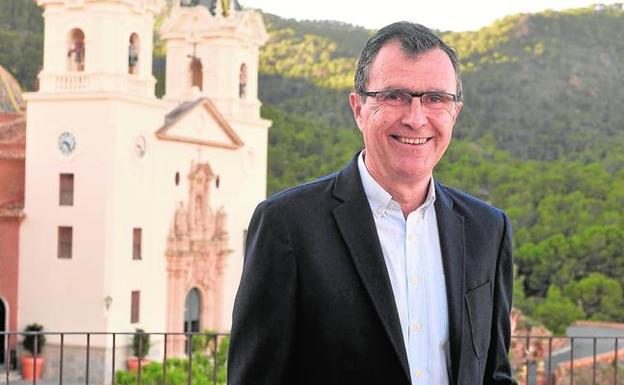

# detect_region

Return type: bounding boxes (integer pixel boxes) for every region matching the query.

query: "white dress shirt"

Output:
[357,152,449,385]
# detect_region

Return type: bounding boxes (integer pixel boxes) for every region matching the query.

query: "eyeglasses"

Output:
[360,89,460,112]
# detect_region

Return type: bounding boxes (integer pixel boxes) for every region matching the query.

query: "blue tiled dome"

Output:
[0,66,24,115]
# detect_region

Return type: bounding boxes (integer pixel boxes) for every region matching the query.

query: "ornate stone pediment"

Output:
[235,10,269,46]
[160,4,215,40]
[160,3,267,45]
[156,98,243,150]
[167,161,231,257]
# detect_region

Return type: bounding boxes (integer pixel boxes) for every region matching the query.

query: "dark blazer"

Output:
[228,154,516,385]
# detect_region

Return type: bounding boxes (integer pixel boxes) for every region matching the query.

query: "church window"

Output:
[239,63,247,98]
[175,172,180,186]
[58,226,73,259]
[215,175,220,188]
[190,58,203,91]
[131,291,140,323]
[128,33,140,75]
[59,173,74,206]
[67,29,85,72]
[132,228,142,260]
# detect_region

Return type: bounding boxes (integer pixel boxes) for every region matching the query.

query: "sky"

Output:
[240,0,619,32]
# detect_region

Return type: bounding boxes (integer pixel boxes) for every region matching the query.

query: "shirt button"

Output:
[414,370,423,378]
[407,234,414,242]
[409,275,419,285]
[411,323,421,333]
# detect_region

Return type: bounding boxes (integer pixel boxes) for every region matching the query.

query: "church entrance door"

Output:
[184,289,201,354]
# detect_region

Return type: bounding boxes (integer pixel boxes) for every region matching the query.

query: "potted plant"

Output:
[21,323,46,380]
[127,328,150,371]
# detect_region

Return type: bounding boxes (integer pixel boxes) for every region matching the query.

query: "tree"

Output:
[532,285,584,335]
[564,273,624,321]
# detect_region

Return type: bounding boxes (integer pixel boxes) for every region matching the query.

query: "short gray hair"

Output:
[354,22,463,100]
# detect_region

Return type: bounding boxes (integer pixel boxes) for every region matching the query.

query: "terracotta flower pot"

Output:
[21,356,45,380]
[127,357,150,372]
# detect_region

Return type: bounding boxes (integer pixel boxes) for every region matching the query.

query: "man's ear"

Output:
[451,102,463,124]
[349,92,364,132]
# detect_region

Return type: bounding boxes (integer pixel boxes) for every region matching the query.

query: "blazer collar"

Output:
[434,182,465,385]
[332,153,411,382]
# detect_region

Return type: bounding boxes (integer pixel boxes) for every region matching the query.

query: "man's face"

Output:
[350,42,462,186]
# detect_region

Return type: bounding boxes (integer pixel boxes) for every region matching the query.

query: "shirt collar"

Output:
[357,151,437,217]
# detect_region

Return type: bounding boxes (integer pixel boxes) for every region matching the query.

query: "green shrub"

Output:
[22,323,46,356]
[132,328,150,358]
[116,335,230,385]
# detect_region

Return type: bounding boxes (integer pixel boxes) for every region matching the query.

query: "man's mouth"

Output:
[392,135,429,145]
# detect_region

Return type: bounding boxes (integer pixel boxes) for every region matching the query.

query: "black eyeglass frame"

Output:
[359,89,462,106]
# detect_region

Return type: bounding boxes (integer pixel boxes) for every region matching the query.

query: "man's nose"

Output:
[401,97,428,128]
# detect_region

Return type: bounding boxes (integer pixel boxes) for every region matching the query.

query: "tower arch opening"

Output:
[190,58,203,91]
[239,63,247,99]
[129,33,140,75]
[67,28,85,72]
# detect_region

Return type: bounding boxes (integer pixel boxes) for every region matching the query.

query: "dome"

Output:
[179,0,242,15]
[0,66,25,115]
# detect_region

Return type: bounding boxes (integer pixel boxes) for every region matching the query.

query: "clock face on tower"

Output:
[57,131,77,156]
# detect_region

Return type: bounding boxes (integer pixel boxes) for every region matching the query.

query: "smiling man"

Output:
[228,22,516,385]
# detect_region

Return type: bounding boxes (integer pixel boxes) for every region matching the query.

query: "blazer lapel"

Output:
[434,182,465,385]
[332,157,411,382]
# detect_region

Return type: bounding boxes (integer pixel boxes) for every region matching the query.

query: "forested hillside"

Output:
[3,0,624,334]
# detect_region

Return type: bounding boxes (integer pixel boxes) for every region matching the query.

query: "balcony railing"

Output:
[1,331,228,385]
[2,333,624,385]
[37,73,156,97]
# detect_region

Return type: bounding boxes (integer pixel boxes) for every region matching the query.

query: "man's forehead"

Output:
[368,44,457,89]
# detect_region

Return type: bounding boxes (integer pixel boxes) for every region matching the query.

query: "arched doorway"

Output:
[184,289,201,354]
[0,299,6,365]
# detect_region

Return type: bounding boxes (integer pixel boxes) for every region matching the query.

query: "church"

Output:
[0,0,270,377]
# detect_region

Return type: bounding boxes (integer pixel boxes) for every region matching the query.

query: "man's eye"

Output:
[426,93,444,103]
[382,91,408,102]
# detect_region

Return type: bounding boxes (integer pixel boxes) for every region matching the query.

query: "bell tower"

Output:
[20,0,167,341]
[36,0,163,97]
[160,0,269,119]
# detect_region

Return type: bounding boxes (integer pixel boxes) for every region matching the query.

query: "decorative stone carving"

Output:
[165,161,231,356]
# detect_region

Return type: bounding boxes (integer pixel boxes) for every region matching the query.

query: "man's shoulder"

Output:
[263,172,340,210]
[436,182,506,221]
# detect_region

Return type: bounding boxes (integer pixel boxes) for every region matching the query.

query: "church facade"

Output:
[2,0,270,378]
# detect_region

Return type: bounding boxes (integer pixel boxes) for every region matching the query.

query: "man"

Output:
[228,22,516,385]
